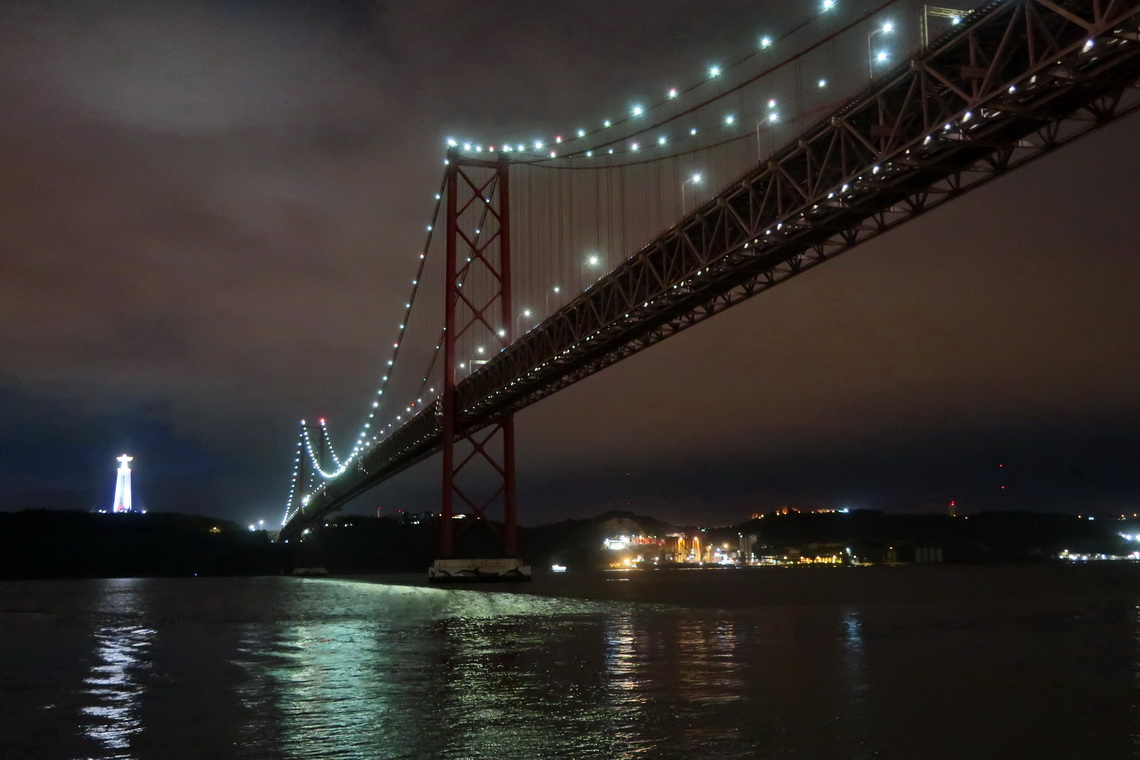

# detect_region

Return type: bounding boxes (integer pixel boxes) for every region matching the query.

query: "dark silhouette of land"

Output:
[0,510,284,578]
[0,508,1132,578]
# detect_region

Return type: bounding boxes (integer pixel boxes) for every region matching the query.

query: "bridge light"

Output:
[823,0,835,10]
[631,104,643,117]
[760,35,772,48]
[668,88,678,98]
[819,79,828,88]
[725,114,735,125]
[708,65,721,78]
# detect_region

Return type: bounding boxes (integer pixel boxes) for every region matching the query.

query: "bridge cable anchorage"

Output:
[280,0,1140,543]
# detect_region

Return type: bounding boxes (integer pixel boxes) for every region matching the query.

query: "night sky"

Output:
[2,0,1138,528]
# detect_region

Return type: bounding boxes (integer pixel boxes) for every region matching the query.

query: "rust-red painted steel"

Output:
[440,157,458,556]
[438,154,517,558]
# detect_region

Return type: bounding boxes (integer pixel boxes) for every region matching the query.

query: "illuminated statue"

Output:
[111,454,133,513]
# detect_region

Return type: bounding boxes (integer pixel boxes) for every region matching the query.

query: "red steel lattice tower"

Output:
[435,149,525,578]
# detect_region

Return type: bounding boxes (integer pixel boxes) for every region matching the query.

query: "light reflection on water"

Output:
[78,579,153,760]
[1135,603,1140,753]
[0,567,1138,760]
[605,611,648,756]
[837,607,870,758]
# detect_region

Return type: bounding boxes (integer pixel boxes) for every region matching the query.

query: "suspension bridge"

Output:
[277,0,1140,580]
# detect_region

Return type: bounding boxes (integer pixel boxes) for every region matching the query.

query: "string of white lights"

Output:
[443,0,908,163]
[280,427,306,525]
[294,175,447,486]
[371,179,500,442]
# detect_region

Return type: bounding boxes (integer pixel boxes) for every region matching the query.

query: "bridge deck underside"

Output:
[280,0,1140,542]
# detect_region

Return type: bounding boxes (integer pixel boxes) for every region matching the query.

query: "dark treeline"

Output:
[0,510,285,578]
[0,508,1133,578]
[735,509,1131,563]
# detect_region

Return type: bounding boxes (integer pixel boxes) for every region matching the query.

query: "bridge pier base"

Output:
[428,557,532,583]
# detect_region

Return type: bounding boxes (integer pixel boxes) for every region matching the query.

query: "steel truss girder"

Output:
[279,0,1140,543]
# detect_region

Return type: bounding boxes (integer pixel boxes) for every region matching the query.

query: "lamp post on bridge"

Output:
[755,102,778,162]
[516,308,533,338]
[681,173,703,214]
[544,285,561,316]
[581,254,602,288]
[868,20,894,80]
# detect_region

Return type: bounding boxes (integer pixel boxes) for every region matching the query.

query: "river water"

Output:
[1,564,1137,759]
